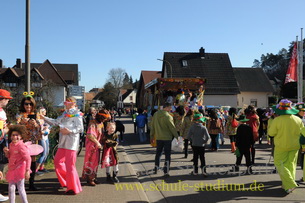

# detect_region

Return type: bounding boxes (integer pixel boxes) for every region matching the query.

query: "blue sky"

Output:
[1,0,305,92]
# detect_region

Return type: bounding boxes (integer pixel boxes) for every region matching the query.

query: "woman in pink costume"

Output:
[82,110,110,186]
[4,125,31,203]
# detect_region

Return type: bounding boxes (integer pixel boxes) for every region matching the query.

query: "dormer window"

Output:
[182,60,188,67]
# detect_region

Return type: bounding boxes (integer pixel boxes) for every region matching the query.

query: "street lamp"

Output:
[157,59,172,78]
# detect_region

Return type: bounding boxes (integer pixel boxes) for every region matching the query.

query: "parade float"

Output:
[144,77,206,112]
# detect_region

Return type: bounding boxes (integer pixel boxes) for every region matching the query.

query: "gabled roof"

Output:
[122,89,134,101]
[20,60,78,85]
[162,50,240,95]
[85,92,96,101]
[233,68,275,92]
[35,60,67,86]
[141,71,161,85]
[0,67,44,80]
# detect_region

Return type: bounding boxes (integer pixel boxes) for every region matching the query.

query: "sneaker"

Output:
[163,173,170,178]
[0,194,9,202]
[36,171,44,176]
[190,171,198,176]
[285,187,296,194]
[39,169,50,173]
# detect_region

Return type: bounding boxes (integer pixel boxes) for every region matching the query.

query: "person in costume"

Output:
[101,122,119,183]
[207,109,223,151]
[299,127,305,182]
[42,97,83,195]
[294,102,305,181]
[232,115,254,174]
[4,125,31,203]
[36,107,50,175]
[245,105,259,164]
[17,95,42,191]
[226,107,238,153]
[173,105,186,137]
[268,99,304,194]
[175,89,186,106]
[82,109,109,186]
[181,109,194,158]
[0,89,12,202]
[188,112,209,176]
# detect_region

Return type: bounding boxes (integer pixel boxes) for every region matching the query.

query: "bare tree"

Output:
[107,68,126,89]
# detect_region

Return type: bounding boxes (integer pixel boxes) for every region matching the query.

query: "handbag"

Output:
[171,136,183,152]
[150,137,157,147]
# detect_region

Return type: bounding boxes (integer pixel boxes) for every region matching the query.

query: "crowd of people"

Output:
[0,89,124,202]
[1,86,305,202]
[146,98,305,194]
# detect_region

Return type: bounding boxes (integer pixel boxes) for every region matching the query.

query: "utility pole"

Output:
[25,0,31,93]
[300,28,304,102]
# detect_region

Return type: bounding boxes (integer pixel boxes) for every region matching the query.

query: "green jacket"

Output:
[150,110,178,140]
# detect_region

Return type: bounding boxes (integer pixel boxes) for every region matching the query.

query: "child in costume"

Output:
[233,115,254,174]
[36,108,50,174]
[82,110,109,186]
[42,97,83,195]
[188,112,210,176]
[101,122,119,183]
[0,89,12,202]
[268,99,304,194]
[4,125,31,203]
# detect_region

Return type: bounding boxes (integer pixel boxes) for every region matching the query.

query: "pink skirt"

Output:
[6,162,26,183]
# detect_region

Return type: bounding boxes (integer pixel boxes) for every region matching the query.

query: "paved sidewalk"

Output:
[0,118,149,203]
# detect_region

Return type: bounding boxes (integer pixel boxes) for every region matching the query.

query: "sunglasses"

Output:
[24,102,33,106]
[64,101,74,105]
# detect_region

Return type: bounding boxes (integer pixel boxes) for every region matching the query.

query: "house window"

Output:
[32,83,42,88]
[250,99,257,107]
[182,60,188,67]
[129,96,133,101]
[4,83,17,87]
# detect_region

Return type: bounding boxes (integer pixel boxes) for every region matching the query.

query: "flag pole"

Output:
[299,28,304,102]
[297,35,301,102]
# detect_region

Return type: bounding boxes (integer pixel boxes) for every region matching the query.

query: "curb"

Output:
[119,145,150,202]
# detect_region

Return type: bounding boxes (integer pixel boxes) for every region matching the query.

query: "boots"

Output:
[87,178,96,186]
[29,177,37,191]
[201,167,208,177]
[246,166,253,175]
[106,173,112,183]
[29,162,37,191]
[190,166,198,175]
[112,171,119,183]
[231,142,236,153]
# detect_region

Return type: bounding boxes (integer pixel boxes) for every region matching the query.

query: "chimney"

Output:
[16,58,22,69]
[199,47,205,59]
[0,59,2,68]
